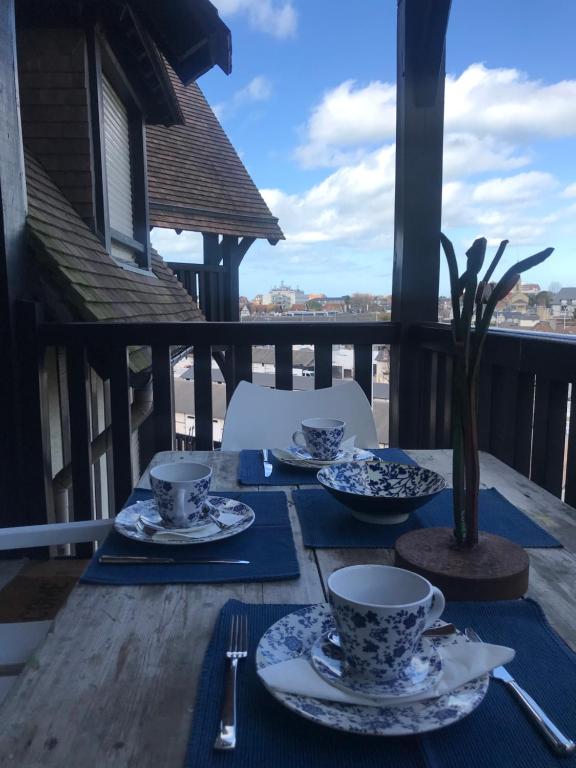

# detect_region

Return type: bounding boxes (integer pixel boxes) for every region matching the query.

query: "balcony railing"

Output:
[32,319,397,525]
[414,324,576,506]
[23,310,576,538]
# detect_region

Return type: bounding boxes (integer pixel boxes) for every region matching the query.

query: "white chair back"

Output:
[221,380,378,450]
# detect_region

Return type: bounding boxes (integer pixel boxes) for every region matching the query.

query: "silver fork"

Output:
[466,627,576,756]
[214,615,248,751]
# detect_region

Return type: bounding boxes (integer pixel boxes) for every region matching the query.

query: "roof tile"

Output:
[147,68,284,242]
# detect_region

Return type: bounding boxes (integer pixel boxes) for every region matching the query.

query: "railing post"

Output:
[193,345,213,449]
[15,301,54,528]
[152,344,174,451]
[390,0,450,447]
[110,347,133,512]
[66,343,94,556]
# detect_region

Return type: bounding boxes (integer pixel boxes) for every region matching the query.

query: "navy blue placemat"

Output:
[81,489,300,585]
[292,487,561,548]
[186,598,576,768]
[238,448,417,486]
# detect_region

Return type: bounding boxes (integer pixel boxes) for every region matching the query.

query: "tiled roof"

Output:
[25,150,203,371]
[554,288,576,301]
[146,69,284,242]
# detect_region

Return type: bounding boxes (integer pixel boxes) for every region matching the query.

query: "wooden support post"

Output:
[221,236,254,322]
[221,235,241,322]
[389,0,451,448]
[0,1,31,526]
[203,233,220,320]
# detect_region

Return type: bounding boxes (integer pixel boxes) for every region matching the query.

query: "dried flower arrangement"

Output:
[440,234,554,548]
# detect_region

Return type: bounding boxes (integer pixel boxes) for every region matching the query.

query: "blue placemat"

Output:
[186,598,576,768]
[238,447,417,486]
[81,489,300,585]
[292,487,561,548]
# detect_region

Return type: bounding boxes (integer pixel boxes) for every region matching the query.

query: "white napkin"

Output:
[258,635,514,707]
[150,512,243,540]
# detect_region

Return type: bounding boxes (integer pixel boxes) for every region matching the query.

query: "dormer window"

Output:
[88,31,151,272]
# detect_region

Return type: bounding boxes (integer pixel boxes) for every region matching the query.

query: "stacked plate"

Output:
[256,603,490,737]
[114,496,255,546]
[272,445,376,469]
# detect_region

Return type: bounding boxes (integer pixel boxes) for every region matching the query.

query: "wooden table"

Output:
[0,450,575,767]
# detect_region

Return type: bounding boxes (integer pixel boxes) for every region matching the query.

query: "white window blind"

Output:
[102,76,134,260]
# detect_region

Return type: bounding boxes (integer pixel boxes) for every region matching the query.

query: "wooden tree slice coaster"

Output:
[394,527,529,601]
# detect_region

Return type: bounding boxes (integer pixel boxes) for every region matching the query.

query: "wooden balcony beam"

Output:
[389,0,451,448]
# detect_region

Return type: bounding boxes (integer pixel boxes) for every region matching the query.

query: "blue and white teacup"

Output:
[292,418,345,460]
[149,462,212,528]
[328,564,445,682]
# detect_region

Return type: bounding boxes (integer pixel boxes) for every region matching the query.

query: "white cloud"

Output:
[150,229,203,260]
[215,0,297,38]
[445,64,576,140]
[442,134,530,179]
[294,80,395,168]
[214,76,273,119]
[295,64,576,171]
[155,62,576,295]
[261,146,396,248]
[472,171,558,205]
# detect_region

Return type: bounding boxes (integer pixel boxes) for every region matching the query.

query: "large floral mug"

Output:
[149,462,212,528]
[328,564,445,682]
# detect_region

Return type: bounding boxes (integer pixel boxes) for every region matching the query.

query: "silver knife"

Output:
[262,449,273,478]
[99,555,250,565]
[465,628,576,756]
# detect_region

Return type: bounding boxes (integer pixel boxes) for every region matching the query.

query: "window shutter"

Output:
[102,76,134,259]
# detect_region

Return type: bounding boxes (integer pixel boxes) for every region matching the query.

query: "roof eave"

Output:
[130,0,232,84]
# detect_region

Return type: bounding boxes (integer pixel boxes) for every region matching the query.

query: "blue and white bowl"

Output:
[317,460,447,524]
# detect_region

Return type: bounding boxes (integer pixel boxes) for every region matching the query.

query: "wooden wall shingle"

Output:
[18,29,96,229]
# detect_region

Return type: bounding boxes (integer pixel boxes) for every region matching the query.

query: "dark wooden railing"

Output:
[167,263,228,321]
[25,312,576,534]
[413,324,576,507]
[37,321,399,519]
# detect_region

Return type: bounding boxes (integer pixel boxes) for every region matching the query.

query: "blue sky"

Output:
[151,0,576,299]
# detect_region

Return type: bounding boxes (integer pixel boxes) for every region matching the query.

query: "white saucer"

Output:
[114,496,255,546]
[310,632,443,700]
[256,603,489,736]
[272,446,375,469]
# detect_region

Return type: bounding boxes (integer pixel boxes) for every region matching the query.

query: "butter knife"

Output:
[465,628,575,756]
[262,449,273,477]
[99,555,250,565]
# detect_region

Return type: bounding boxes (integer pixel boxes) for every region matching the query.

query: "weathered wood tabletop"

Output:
[0,449,575,767]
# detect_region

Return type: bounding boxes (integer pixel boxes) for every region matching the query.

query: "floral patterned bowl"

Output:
[317,460,447,524]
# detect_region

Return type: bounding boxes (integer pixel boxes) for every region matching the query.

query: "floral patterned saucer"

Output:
[256,603,489,736]
[272,446,375,469]
[114,496,255,546]
[310,632,443,700]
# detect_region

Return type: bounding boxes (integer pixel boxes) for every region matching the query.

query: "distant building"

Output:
[263,281,308,308]
[521,283,541,295]
[507,292,530,313]
[551,288,576,318]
